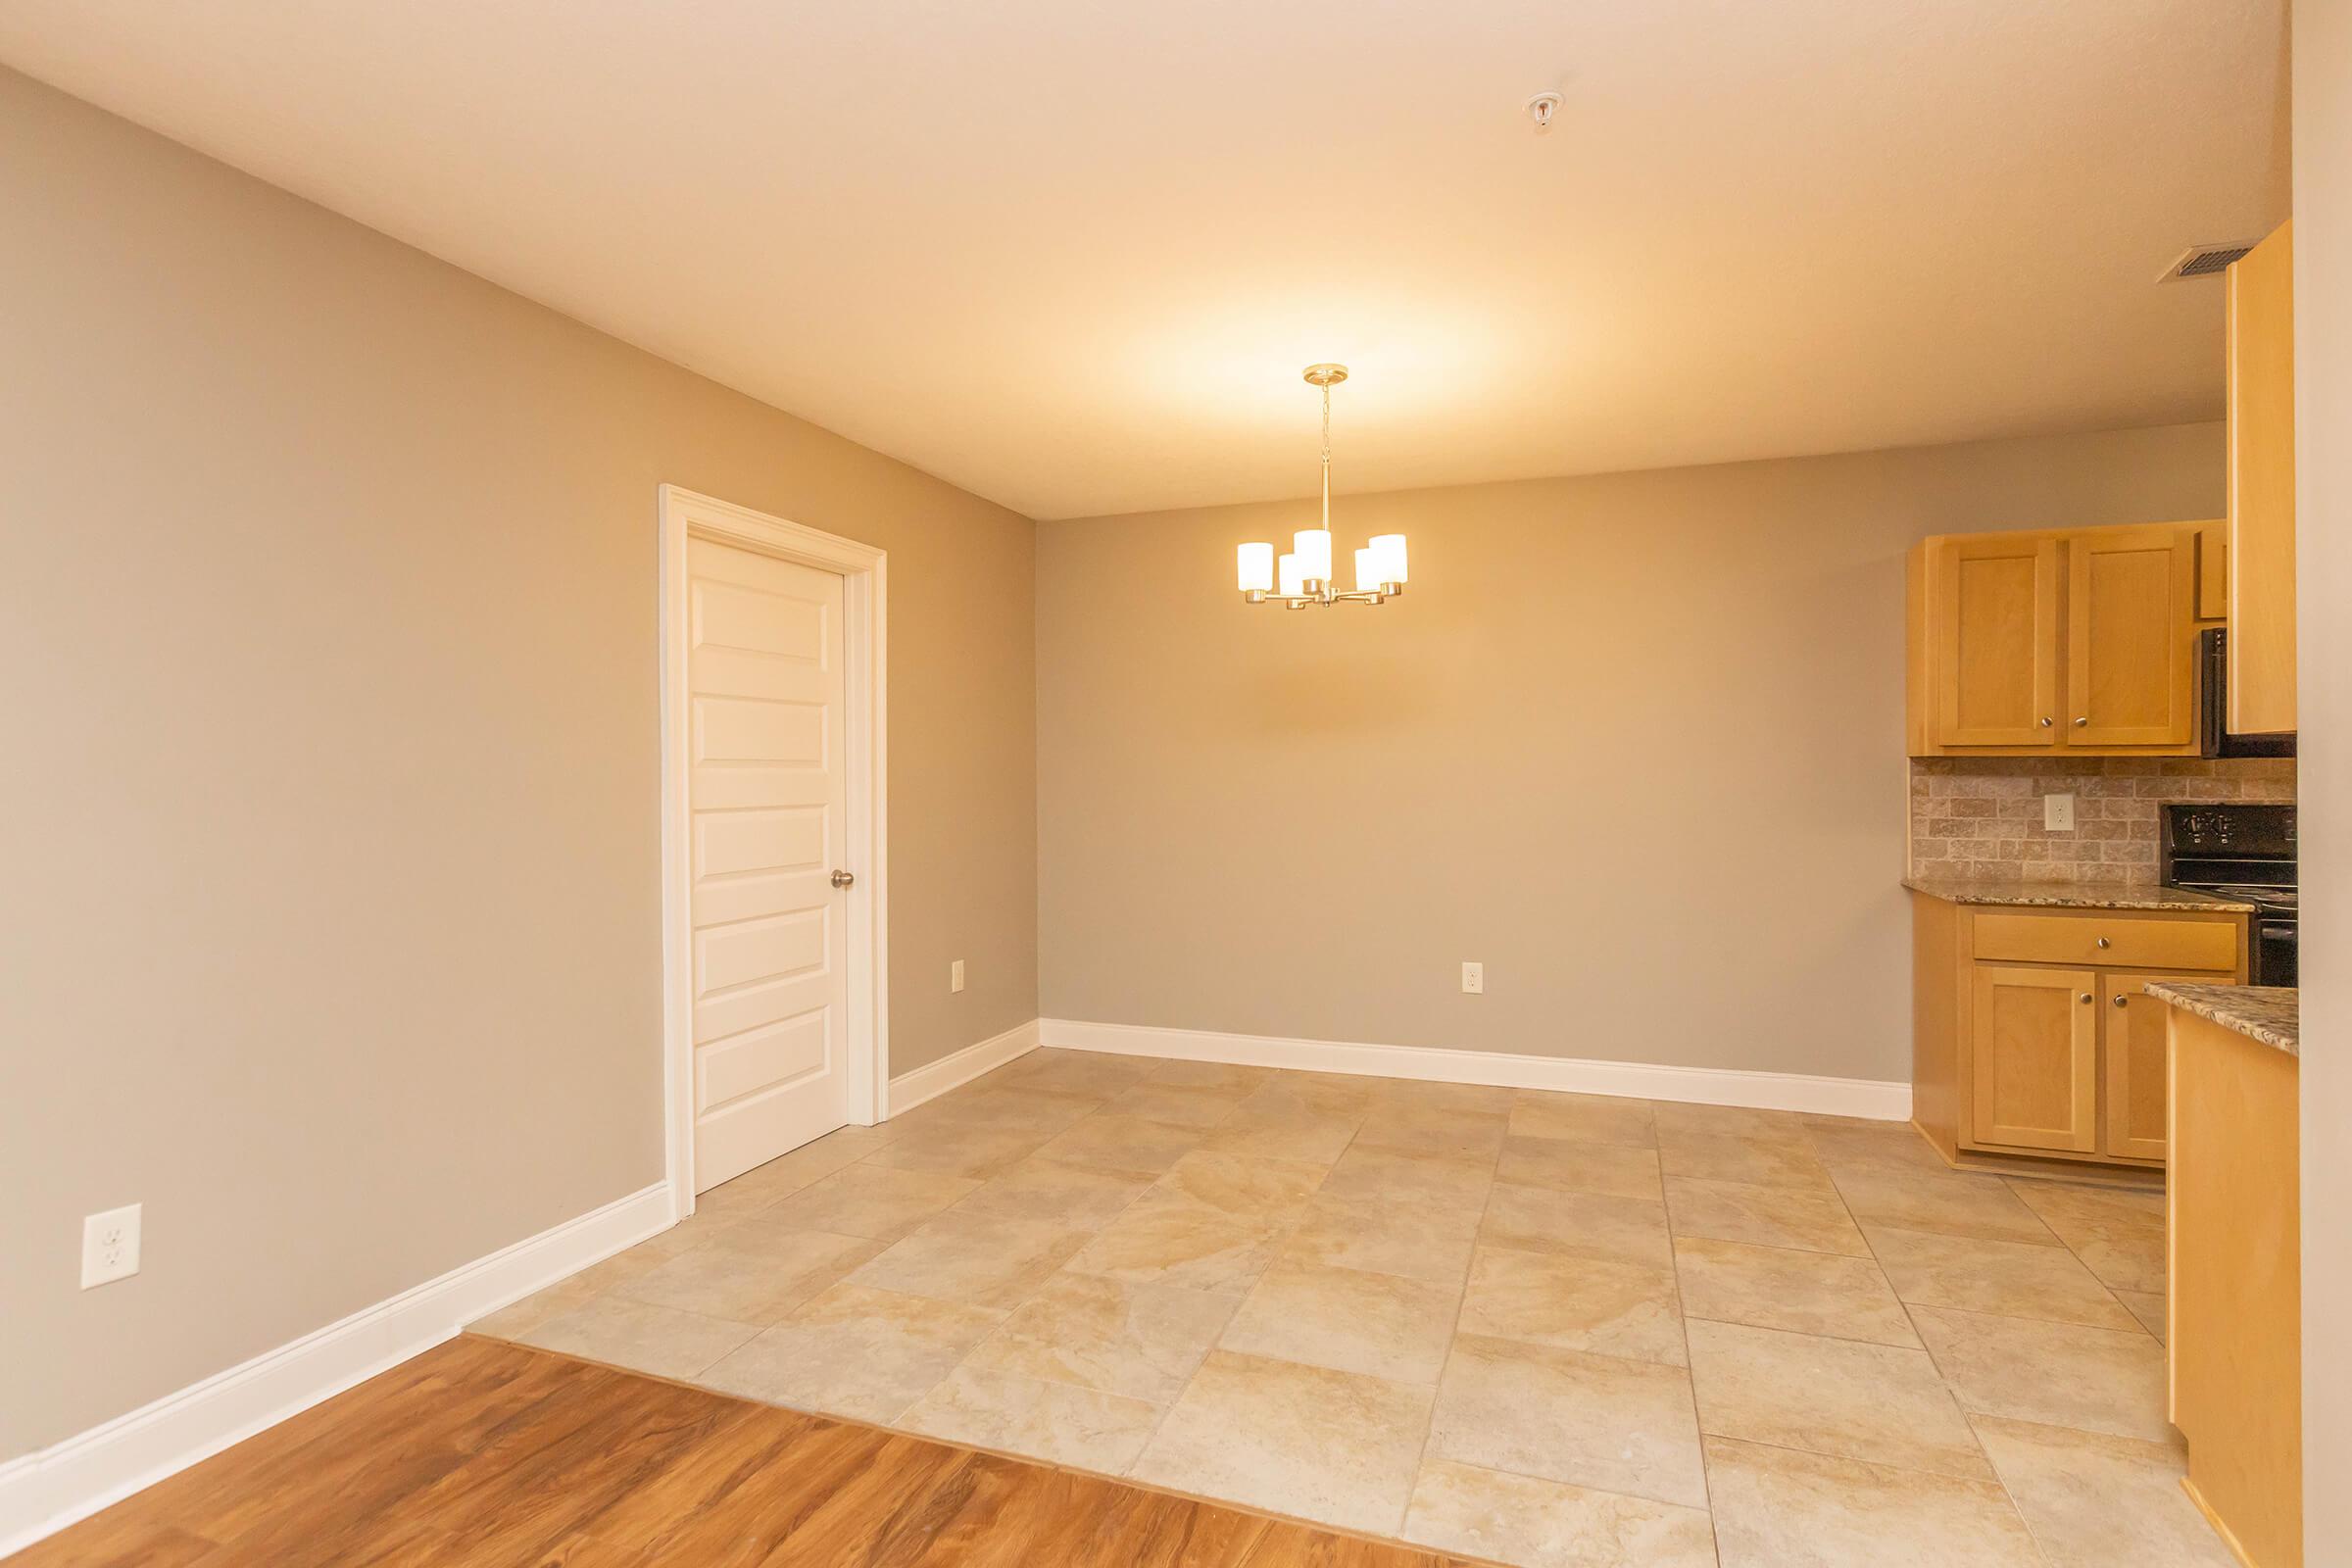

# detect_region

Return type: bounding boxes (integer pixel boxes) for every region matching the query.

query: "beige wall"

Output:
[0,69,1036,1456]
[2295,0,2349,1539]
[1039,425,2224,1082]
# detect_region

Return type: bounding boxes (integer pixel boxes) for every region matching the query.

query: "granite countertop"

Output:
[1900,875,2259,913]
[2144,983,2299,1057]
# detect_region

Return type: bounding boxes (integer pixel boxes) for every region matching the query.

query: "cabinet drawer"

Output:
[1971,911,2236,971]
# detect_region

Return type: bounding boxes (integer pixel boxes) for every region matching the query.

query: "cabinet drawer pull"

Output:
[2076,716,2090,727]
[2039,716,2055,727]
[2096,937,2111,949]
[2115,994,2130,1006]
[2080,992,2094,1004]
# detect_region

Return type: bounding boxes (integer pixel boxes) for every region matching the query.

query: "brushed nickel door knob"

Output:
[831,869,856,889]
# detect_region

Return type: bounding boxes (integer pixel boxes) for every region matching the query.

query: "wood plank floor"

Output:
[13,1337,1493,1567]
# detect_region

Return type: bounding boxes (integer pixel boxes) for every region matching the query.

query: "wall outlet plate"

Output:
[82,1203,141,1289]
[1461,961,1484,995]
[950,958,965,994]
[2043,793,2077,832]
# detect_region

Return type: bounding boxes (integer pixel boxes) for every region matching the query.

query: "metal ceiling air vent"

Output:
[2159,241,2260,282]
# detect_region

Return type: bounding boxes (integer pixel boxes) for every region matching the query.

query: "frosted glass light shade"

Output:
[1354,547,1380,592]
[1277,552,1304,597]
[1237,541,1275,592]
[1294,529,1333,583]
[1369,533,1408,585]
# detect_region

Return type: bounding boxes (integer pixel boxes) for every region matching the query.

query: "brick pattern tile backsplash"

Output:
[1910,758,2297,883]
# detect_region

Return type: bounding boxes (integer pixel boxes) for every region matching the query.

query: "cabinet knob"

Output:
[2080,992,2094,1004]
[2096,937,2111,949]
[2115,994,2130,1007]
[2039,717,2055,727]
[2075,716,2090,727]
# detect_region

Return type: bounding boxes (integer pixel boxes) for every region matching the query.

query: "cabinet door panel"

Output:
[2066,526,2196,748]
[2103,972,2204,1161]
[1934,536,2059,747]
[2227,220,2295,735]
[1970,965,2099,1152]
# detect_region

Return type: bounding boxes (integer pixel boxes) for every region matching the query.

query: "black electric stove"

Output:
[2162,803,2297,985]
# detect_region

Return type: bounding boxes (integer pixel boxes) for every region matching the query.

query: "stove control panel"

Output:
[2162,803,2297,862]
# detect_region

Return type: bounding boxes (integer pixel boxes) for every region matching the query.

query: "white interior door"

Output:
[686,535,851,1192]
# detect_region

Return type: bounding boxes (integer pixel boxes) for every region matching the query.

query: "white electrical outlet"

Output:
[81,1203,141,1289]
[2043,793,2077,832]
[1461,961,1485,995]
[950,958,965,994]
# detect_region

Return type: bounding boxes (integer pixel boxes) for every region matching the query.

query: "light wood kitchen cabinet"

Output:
[1909,894,2246,1170]
[2196,519,2228,621]
[2227,220,2296,736]
[1906,518,2218,757]
[2104,972,2197,1160]
[1971,964,2098,1153]
[1925,534,2059,747]
[2067,524,2197,747]
[2167,1000,2303,1567]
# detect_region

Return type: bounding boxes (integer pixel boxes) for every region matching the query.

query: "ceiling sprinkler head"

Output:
[1526,91,1563,132]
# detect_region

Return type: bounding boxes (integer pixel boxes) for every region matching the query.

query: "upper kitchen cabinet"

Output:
[2067,524,2198,747]
[2227,220,2296,736]
[1918,533,2059,748]
[1906,519,2214,757]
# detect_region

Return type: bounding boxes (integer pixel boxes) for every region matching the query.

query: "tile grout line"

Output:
[1656,1116,1729,1565]
[1995,1174,2170,1342]
[1836,1140,2042,1547]
[1672,1223,2145,1347]
[1395,1089,1515,1546]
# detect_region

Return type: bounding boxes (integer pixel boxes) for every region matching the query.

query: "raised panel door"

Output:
[685,536,850,1192]
[1970,964,2098,1153]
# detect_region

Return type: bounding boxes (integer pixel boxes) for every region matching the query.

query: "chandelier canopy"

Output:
[1236,365,1407,609]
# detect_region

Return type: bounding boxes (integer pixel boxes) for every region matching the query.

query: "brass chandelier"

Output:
[1236,364,1407,608]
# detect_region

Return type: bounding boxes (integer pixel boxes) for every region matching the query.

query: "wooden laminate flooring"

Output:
[12,1336,1489,1567]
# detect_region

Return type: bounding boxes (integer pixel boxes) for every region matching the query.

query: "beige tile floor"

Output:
[470,1049,2234,1568]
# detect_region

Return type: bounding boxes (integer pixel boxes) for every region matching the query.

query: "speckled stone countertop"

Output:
[2145,984,2300,1057]
[1901,876,2258,913]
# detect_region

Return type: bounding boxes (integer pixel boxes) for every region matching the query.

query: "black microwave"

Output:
[2200,627,2296,758]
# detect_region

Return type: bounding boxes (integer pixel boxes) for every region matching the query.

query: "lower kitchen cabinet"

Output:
[1910,892,2247,1170]
[1971,964,2099,1153]
[2105,972,2194,1160]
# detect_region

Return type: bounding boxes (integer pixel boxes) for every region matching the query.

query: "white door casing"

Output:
[661,486,886,1215]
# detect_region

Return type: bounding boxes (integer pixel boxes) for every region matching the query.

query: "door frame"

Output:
[658,484,888,1220]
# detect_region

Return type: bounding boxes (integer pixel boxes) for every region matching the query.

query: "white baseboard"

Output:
[886,1018,1042,1116]
[0,1182,673,1557]
[1038,1018,1912,1121]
